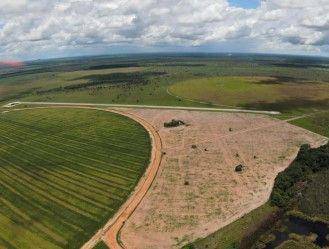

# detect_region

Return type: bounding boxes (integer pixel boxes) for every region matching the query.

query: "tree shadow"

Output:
[242,98,329,112]
[254,76,310,85]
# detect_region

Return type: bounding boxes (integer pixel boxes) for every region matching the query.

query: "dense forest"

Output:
[271,143,329,210]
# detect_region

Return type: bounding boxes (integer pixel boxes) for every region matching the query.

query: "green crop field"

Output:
[169,76,329,113]
[0,108,151,249]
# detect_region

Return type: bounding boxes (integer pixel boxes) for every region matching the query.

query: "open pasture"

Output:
[169,76,329,113]
[2,54,329,117]
[0,108,151,248]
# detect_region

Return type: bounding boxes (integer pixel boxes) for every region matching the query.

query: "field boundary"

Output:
[4,101,281,115]
[74,108,162,249]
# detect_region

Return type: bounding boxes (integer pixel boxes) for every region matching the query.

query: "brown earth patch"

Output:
[117,109,327,249]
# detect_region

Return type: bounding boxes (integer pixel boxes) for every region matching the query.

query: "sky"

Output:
[229,0,260,9]
[0,0,328,60]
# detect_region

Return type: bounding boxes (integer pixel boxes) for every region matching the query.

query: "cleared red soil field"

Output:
[116,109,327,249]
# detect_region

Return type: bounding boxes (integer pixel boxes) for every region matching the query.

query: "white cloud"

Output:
[0,0,328,59]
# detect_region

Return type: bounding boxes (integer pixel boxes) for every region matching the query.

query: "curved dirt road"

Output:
[80,108,163,249]
[102,109,162,249]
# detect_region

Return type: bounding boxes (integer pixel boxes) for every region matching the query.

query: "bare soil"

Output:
[118,109,327,249]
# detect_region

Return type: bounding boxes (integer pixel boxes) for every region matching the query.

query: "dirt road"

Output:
[103,109,163,249]
[6,101,281,115]
[81,108,163,249]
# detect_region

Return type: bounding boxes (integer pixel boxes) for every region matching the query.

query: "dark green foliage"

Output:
[35,71,166,95]
[164,119,185,128]
[73,71,165,85]
[182,244,195,249]
[270,143,329,208]
[298,169,329,219]
[235,164,244,172]
[243,97,329,113]
[160,63,206,67]
[93,241,108,249]
[88,63,139,70]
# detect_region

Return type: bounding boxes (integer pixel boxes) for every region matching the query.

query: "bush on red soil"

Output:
[164,119,185,128]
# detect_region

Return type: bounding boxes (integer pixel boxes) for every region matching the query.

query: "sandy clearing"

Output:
[118,109,327,249]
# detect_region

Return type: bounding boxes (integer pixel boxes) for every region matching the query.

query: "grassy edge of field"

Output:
[182,202,278,249]
[288,112,329,138]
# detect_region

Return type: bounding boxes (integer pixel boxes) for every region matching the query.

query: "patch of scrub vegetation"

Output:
[34,71,166,95]
[182,203,277,249]
[164,119,186,128]
[270,143,329,209]
[252,143,329,249]
[297,169,329,220]
[0,108,151,248]
[169,76,329,113]
[87,63,140,70]
[0,66,144,103]
[276,237,319,249]
[93,240,108,249]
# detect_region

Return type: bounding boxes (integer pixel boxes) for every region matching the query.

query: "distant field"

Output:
[2,54,329,116]
[169,76,329,113]
[0,67,143,103]
[0,108,151,248]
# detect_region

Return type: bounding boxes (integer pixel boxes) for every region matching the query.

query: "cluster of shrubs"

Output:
[36,71,166,95]
[164,119,185,128]
[270,143,329,208]
[88,63,140,70]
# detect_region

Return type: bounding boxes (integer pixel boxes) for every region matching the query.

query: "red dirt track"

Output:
[102,109,163,249]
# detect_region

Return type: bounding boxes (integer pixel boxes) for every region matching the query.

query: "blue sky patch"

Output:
[228,0,260,9]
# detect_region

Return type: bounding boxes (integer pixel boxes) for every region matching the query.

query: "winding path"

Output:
[81,108,163,249]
